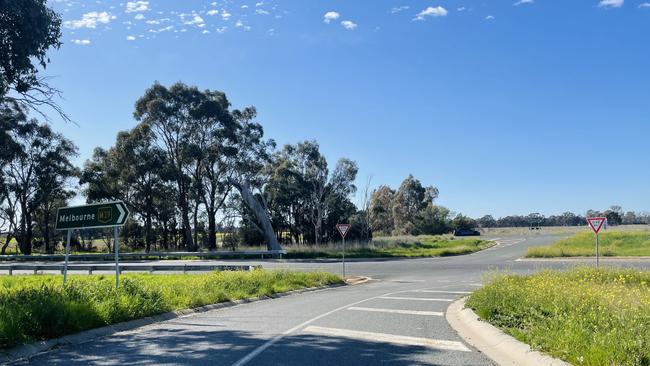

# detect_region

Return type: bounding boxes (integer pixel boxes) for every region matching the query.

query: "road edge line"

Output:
[446,297,570,366]
[1,282,349,364]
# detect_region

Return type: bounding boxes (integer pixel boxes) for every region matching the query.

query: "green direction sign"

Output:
[56,201,130,230]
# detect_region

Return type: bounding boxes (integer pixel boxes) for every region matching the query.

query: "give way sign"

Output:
[336,224,351,239]
[587,217,606,234]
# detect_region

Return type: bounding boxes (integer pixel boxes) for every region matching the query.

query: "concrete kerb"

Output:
[446,297,570,366]
[1,279,366,364]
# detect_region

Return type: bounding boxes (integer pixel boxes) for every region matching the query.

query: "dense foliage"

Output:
[467,268,650,366]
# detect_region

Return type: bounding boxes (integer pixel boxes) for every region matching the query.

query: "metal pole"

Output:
[596,233,599,269]
[64,230,72,285]
[114,226,119,287]
[342,237,346,278]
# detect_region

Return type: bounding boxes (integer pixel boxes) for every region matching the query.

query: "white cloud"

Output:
[184,15,205,26]
[216,26,227,33]
[235,19,244,27]
[221,10,232,20]
[457,6,467,11]
[126,35,136,40]
[340,20,357,30]
[598,0,624,7]
[202,29,210,34]
[640,2,650,7]
[134,13,145,20]
[241,5,249,8]
[64,11,116,29]
[255,2,264,6]
[323,11,340,23]
[125,1,149,13]
[71,39,91,45]
[513,0,534,5]
[413,6,448,21]
[207,9,219,16]
[256,9,269,15]
[485,15,495,20]
[390,6,410,14]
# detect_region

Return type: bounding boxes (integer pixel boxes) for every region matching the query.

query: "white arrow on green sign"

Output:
[55,201,130,230]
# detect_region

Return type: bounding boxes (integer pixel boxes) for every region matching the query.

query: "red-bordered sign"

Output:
[336,224,351,239]
[587,217,606,234]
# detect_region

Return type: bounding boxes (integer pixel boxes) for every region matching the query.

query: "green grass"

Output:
[0,270,341,349]
[284,235,493,259]
[467,267,650,366]
[526,230,650,258]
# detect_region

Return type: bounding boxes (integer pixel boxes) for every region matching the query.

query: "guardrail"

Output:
[0,264,262,275]
[0,250,286,262]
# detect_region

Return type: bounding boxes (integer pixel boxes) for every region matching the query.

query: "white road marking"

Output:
[412,290,471,294]
[347,307,443,316]
[379,296,453,302]
[303,326,470,352]
[231,287,442,366]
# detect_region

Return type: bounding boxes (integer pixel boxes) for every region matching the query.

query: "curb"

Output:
[446,297,570,366]
[1,282,351,364]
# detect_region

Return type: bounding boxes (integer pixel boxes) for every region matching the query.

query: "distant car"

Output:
[454,228,481,236]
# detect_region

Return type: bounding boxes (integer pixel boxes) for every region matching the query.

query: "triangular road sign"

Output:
[587,217,606,234]
[336,224,351,239]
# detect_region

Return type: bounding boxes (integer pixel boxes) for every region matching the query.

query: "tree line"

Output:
[475,206,650,228]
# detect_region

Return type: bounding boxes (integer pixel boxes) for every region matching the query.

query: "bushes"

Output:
[0,270,341,349]
[467,268,650,365]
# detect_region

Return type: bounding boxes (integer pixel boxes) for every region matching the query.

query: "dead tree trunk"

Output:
[230,179,282,251]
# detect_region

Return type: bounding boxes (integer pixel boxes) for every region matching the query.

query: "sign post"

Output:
[56,201,130,286]
[587,217,606,269]
[336,224,351,278]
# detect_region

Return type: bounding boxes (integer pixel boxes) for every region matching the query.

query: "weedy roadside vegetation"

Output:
[0,270,341,349]
[467,267,650,365]
[283,235,493,259]
[526,231,650,258]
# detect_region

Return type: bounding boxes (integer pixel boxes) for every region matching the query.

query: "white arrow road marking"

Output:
[378,296,453,302]
[116,203,126,223]
[303,326,470,352]
[347,307,443,316]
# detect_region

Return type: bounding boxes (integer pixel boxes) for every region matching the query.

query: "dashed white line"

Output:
[347,307,443,316]
[303,326,471,352]
[378,296,453,302]
[412,290,471,295]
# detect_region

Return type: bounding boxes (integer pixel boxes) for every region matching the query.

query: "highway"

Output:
[14,233,650,365]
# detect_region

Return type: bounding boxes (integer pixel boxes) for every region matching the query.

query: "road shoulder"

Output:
[446,297,569,366]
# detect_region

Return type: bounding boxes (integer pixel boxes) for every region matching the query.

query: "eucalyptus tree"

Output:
[1,111,77,254]
[134,82,237,250]
[265,141,357,245]
[392,175,438,235]
[1,0,69,121]
[226,109,280,250]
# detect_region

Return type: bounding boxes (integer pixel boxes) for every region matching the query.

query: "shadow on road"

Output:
[15,326,453,365]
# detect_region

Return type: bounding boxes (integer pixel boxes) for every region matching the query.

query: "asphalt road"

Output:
[14,233,650,365]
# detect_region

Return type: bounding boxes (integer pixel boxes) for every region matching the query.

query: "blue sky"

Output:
[44,0,650,218]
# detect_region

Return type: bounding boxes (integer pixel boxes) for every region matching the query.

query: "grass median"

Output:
[526,230,650,258]
[467,267,650,365]
[283,235,493,259]
[0,270,341,349]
